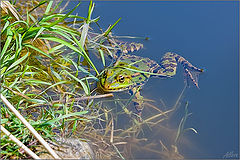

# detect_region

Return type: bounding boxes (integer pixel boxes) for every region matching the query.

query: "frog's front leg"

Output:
[129,87,144,117]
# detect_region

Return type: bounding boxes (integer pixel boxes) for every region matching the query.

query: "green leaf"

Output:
[1,28,13,61]
[45,0,53,15]
[63,70,89,95]
[26,79,52,85]
[32,27,45,42]
[29,98,48,104]
[87,1,94,24]
[38,81,67,95]
[28,0,48,14]
[43,111,89,124]
[40,14,85,23]
[50,66,63,80]
[24,44,52,59]
[1,118,9,124]
[40,36,81,54]
[98,49,105,67]
[1,20,10,34]
[51,29,75,43]
[47,2,81,28]
[40,35,99,75]
[104,17,121,36]
[71,34,99,75]
[6,52,29,72]
[49,44,65,53]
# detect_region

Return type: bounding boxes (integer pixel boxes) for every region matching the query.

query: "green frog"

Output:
[98,52,203,115]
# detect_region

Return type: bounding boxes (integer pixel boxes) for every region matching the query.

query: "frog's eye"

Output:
[118,75,125,83]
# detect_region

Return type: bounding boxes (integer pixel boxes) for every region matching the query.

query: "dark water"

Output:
[67,1,239,159]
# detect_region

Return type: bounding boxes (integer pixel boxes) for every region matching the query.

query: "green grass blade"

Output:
[44,111,89,124]
[6,52,29,72]
[1,29,13,61]
[79,22,89,48]
[40,14,85,23]
[38,81,67,95]
[28,0,48,14]
[71,34,99,75]
[104,17,121,37]
[49,0,63,15]
[40,36,80,53]
[50,66,63,80]
[45,0,53,15]
[51,30,75,43]
[24,44,53,59]
[49,44,65,54]
[63,70,89,95]
[32,27,45,42]
[84,77,90,95]
[87,1,94,24]
[78,65,90,75]
[47,2,81,28]
[26,79,52,86]
[1,20,10,34]
[98,49,105,67]
[8,20,29,28]
[29,98,49,104]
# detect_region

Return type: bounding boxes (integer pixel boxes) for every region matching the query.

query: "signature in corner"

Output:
[223,151,238,159]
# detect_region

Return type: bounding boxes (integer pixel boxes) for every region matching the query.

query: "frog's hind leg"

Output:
[158,52,204,88]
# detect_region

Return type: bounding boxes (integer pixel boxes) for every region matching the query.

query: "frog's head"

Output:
[98,67,134,92]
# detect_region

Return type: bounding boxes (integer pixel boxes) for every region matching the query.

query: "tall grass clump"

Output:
[1,1,195,159]
[0,0,104,158]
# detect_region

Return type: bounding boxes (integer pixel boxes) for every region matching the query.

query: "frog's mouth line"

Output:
[98,81,132,92]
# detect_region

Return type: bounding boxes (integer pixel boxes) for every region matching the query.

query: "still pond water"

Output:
[66,1,239,159]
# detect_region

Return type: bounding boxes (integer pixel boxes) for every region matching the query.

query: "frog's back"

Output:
[114,54,159,73]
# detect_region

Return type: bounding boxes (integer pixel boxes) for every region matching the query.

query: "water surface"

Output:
[68,1,239,159]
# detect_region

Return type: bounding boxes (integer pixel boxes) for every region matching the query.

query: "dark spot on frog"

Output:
[140,73,148,79]
[133,64,139,67]
[149,63,158,68]
[163,68,174,73]
[138,77,142,80]
[119,63,125,66]
[162,63,177,68]
[136,82,142,86]
[161,57,174,61]
[131,59,135,62]
[142,60,147,63]
[128,89,134,95]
